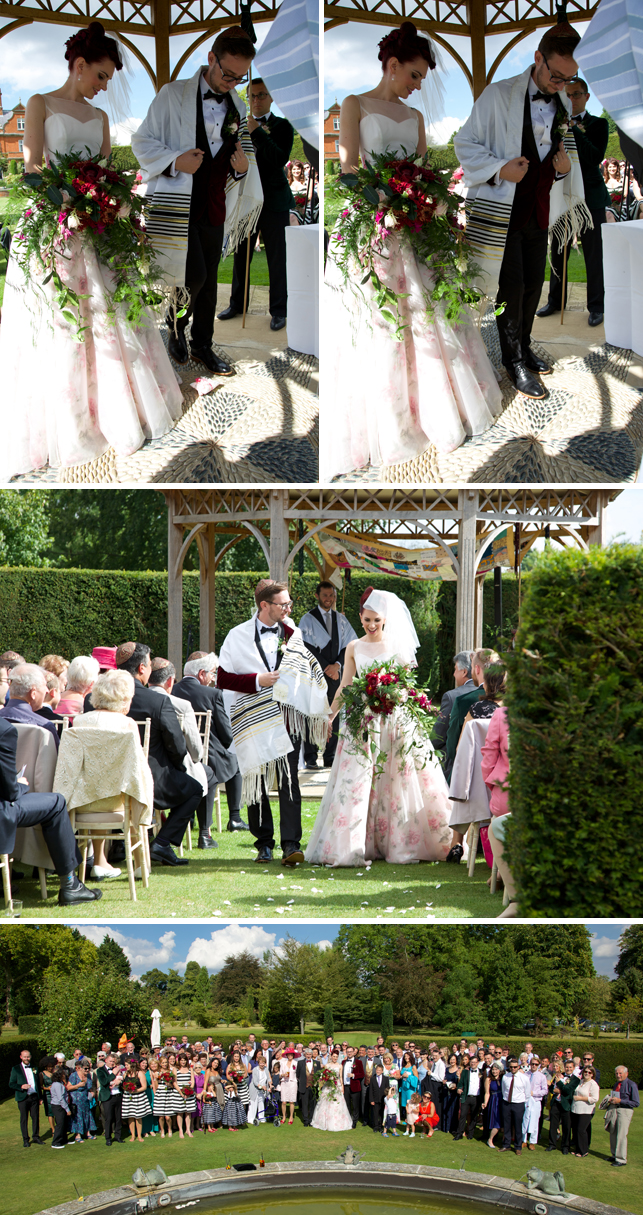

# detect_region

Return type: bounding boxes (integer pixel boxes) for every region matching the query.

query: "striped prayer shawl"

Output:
[230,632,328,807]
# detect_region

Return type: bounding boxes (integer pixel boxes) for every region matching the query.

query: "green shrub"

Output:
[1,1038,42,1096]
[17,1016,43,1036]
[381,1001,394,1041]
[323,1005,334,1040]
[505,545,643,916]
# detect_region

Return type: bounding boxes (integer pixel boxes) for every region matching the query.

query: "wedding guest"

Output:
[49,1067,71,1149]
[57,656,100,721]
[426,1046,446,1128]
[149,658,215,851]
[153,1064,181,1138]
[121,1059,151,1143]
[175,1052,196,1137]
[404,1092,421,1137]
[10,1049,43,1147]
[433,652,475,764]
[296,1048,318,1127]
[142,1057,160,1136]
[1,664,60,748]
[399,1052,420,1122]
[454,1055,482,1141]
[202,1071,225,1131]
[39,655,69,691]
[606,1065,639,1167]
[382,1089,401,1136]
[524,1057,548,1149]
[299,581,357,770]
[38,1058,56,1137]
[547,1058,579,1154]
[248,1052,271,1124]
[222,1078,247,1131]
[482,1062,503,1147]
[571,1064,599,1157]
[442,1054,460,1133]
[416,1091,440,1138]
[36,672,64,721]
[68,1058,97,1142]
[500,1056,531,1155]
[279,1048,298,1124]
[369,1064,389,1133]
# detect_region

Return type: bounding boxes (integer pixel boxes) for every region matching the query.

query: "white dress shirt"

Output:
[468,1068,480,1097]
[430,1058,446,1083]
[501,1069,531,1103]
[343,1060,353,1084]
[22,1065,36,1093]
[529,86,556,162]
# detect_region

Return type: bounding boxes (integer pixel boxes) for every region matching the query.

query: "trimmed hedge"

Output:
[505,545,643,917]
[17,1016,43,1036]
[0,568,522,701]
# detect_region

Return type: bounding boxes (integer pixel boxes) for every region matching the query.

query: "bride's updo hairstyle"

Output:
[65,22,123,72]
[359,586,375,612]
[378,21,436,71]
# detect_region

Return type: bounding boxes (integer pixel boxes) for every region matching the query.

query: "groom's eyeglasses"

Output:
[215,54,248,85]
[542,54,578,86]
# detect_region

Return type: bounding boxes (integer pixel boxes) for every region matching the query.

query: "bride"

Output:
[0,22,183,481]
[305,588,453,867]
[321,22,502,480]
[310,1049,353,1132]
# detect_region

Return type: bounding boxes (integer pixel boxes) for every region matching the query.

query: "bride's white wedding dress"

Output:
[310,1063,352,1131]
[305,639,453,867]
[0,96,183,480]
[321,97,503,479]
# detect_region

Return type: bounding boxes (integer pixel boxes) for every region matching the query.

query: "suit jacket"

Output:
[0,718,35,855]
[301,608,347,676]
[432,679,477,754]
[96,1065,123,1104]
[457,1067,483,1101]
[9,1062,41,1103]
[368,1074,389,1103]
[172,676,238,783]
[446,686,484,765]
[0,699,59,750]
[251,114,294,212]
[554,1074,580,1112]
[124,679,198,808]
[191,86,239,226]
[572,113,610,210]
[348,1057,365,1093]
[296,1058,320,1093]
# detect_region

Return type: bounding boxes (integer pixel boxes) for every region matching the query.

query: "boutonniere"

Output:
[280,639,288,653]
[552,101,571,142]
[571,120,586,134]
[222,108,241,140]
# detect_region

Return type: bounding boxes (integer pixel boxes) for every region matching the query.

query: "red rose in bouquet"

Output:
[182,1086,195,1098]
[123,1080,137,1093]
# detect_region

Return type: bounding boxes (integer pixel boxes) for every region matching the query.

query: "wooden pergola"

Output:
[0,0,279,92]
[324,0,599,99]
[161,485,618,670]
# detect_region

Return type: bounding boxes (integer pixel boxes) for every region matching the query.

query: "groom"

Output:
[133,26,263,376]
[455,18,590,401]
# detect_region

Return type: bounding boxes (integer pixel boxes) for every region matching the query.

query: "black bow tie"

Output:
[531,90,554,103]
[260,625,279,634]
[256,115,270,124]
[203,89,225,103]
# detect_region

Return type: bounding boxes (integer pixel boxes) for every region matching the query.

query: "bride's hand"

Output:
[327,716,335,740]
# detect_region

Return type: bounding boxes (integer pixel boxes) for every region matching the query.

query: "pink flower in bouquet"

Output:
[24,208,33,218]
[135,170,143,182]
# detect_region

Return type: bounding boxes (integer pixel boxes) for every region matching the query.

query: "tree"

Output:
[39,969,153,1056]
[379,936,445,1027]
[182,961,203,1008]
[45,490,176,571]
[195,966,211,1006]
[0,490,53,567]
[140,968,169,997]
[211,951,264,1007]
[0,925,97,1023]
[323,1005,334,1040]
[381,1001,394,1041]
[484,943,535,1033]
[434,965,486,1034]
[615,926,643,994]
[578,975,613,1024]
[165,970,184,1007]
[96,935,131,979]
[260,937,325,1034]
[614,995,643,1039]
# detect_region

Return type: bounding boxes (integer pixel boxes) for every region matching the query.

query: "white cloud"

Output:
[111,118,142,146]
[591,935,621,977]
[76,927,177,970]
[180,925,280,972]
[0,24,73,97]
[427,117,462,146]
[317,939,333,951]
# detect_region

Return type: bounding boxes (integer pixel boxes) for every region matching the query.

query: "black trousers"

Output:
[247,739,302,851]
[502,1100,526,1150]
[496,215,549,369]
[303,676,340,768]
[456,1095,480,1139]
[155,777,203,849]
[571,1110,593,1155]
[19,1093,40,1143]
[101,1094,122,1143]
[299,1087,315,1125]
[428,1078,444,1127]
[8,793,80,875]
[547,207,606,313]
[371,1097,386,1131]
[548,1100,571,1150]
[51,1103,68,1147]
[344,1085,361,1125]
[230,207,289,318]
[172,219,224,350]
[224,771,243,815]
[197,763,217,834]
[361,1083,371,1124]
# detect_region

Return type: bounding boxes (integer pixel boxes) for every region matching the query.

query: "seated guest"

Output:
[0,650,24,672]
[432,651,475,761]
[36,672,65,721]
[481,703,510,817]
[39,655,69,691]
[115,642,203,867]
[0,664,60,749]
[0,666,10,706]
[174,651,248,833]
[65,669,154,878]
[0,715,101,904]
[148,658,217,851]
[92,646,118,673]
[445,652,502,864]
[57,656,100,721]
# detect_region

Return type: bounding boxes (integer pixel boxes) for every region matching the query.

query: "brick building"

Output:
[324,101,341,163]
[0,88,26,169]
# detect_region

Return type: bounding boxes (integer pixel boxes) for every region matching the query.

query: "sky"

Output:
[603,488,643,545]
[70,921,627,980]
[0,19,280,141]
[324,24,605,145]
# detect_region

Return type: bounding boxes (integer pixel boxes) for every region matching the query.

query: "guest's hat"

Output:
[92,646,117,670]
[115,642,136,666]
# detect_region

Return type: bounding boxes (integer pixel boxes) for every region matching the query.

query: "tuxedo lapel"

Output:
[254,621,284,672]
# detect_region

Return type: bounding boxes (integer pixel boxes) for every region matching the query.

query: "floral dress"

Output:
[310,1063,353,1132]
[69,1072,97,1135]
[305,641,453,866]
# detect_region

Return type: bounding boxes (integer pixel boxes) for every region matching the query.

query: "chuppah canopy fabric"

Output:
[312,525,538,583]
[254,0,320,148]
[575,0,643,147]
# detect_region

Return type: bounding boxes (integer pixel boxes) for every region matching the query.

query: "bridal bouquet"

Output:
[331,150,484,337]
[314,1066,340,1102]
[341,658,433,772]
[122,1080,138,1094]
[10,149,165,340]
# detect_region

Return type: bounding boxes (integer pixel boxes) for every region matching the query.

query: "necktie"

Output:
[323,611,331,634]
[261,625,278,634]
[203,89,225,102]
[531,90,554,103]
[508,1075,514,1102]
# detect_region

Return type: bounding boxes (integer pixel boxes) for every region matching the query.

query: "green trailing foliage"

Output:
[505,544,643,917]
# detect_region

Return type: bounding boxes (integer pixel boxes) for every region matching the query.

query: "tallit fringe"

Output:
[223,201,263,258]
[550,200,594,257]
[284,707,329,751]
[241,756,292,820]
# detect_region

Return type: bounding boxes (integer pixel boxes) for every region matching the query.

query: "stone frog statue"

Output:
[526,1168,568,1198]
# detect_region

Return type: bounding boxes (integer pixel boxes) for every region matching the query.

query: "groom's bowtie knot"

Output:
[203,89,226,102]
[256,115,269,124]
[261,625,279,634]
[531,90,554,103]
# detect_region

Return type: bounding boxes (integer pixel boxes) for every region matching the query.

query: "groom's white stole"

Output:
[454,65,592,299]
[132,66,263,287]
[219,617,329,806]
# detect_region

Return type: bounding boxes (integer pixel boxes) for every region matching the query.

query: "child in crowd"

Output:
[382,1088,400,1137]
[201,1076,224,1133]
[416,1092,440,1138]
[222,1078,247,1131]
[404,1092,421,1137]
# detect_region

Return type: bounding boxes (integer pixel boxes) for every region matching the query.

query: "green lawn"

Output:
[10,797,503,920]
[1,1091,640,1215]
[218,247,269,286]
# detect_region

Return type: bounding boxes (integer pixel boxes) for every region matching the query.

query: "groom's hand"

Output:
[553,139,571,176]
[258,672,281,687]
[324,663,340,680]
[499,156,529,182]
[175,148,205,174]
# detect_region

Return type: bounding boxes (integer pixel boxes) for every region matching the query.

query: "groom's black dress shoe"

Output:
[255,846,273,863]
[535,303,558,318]
[150,841,189,867]
[524,350,552,375]
[282,846,304,866]
[270,315,287,331]
[198,832,218,849]
[191,345,235,376]
[217,306,239,320]
[588,311,604,327]
[505,362,547,399]
[168,328,189,365]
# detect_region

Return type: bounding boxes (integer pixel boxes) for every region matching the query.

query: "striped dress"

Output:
[227,1069,250,1106]
[121,1076,152,1121]
[176,1069,197,1114]
[153,1074,184,1116]
[201,1083,224,1125]
[222,1089,247,1127]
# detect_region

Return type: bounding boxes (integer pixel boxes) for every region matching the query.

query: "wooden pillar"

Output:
[474,574,485,648]
[197,523,218,650]
[167,492,183,673]
[586,490,605,547]
[153,0,171,90]
[456,489,479,652]
[269,489,290,581]
[468,0,486,99]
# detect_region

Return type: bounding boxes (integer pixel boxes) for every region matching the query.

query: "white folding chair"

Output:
[1,853,12,907]
[70,795,149,902]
